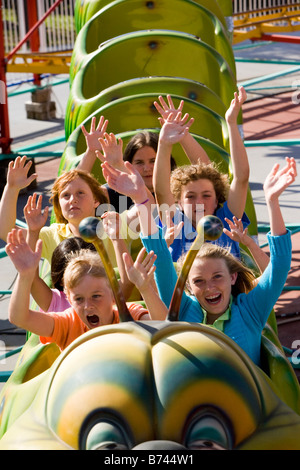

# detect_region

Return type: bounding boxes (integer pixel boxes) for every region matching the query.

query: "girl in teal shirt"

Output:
[101,157,297,366]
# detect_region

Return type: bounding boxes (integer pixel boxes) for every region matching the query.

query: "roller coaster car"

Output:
[0,216,299,450]
[0,318,299,450]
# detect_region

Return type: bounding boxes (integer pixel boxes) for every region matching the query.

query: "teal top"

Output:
[141,229,291,365]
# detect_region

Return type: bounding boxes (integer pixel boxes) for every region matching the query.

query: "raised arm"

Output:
[225,86,250,219]
[123,247,168,320]
[102,160,158,236]
[5,229,54,336]
[153,111,194,214]
[154,95,211,164]
[264,157,297,236]
[101,161,189,315]
[78,115,108,173]
[240,158,296,329]
[101,210,134,300]
[23,193,53,311]
[0,156,37,241]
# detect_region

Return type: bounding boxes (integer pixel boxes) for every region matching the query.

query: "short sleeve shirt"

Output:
[40,302,148,351]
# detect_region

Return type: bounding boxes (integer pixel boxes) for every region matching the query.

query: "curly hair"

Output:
[50,169,108,223]
[170,161,229,206]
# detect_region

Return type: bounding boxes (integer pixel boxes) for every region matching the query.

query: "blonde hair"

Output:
[170,161,229,206]
[179,243,255,296]
[50,169,108,223]
[63,249,108,292]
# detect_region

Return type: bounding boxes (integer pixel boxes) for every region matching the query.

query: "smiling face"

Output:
[179,179,218,228]
[131,146,156,192]
[188,257,237,323]
[58,177,99,225]
[66,274,115,329]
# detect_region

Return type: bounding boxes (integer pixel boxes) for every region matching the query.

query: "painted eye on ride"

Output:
[80,412,132,450]
[151,327,262,447]
[46,327,154,449]
[183,407,234,450]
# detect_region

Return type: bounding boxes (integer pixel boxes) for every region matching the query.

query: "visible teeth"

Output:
[206,294,221,303]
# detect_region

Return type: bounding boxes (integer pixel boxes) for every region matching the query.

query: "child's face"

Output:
[179,179,218,227]
[59,177,99,224]
[188,257,237,320]
[131,146,156,192]
[67,274,115,329]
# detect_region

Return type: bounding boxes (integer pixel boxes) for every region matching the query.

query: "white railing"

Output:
[2,0,75,85]
[233,0,300,14]
[37,0,75,52]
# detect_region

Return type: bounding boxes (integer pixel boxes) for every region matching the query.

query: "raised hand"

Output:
[96,132,125,170]
[101,160,147,203]
[101,211,121,240]
[263,157,297,203]
[225,86,247,124]
[24,193,49,233]
[123,247,157,291]
[7,156,37,191]
[163,211,184,248]
[81,115,108,153]
[263,157,297,237]
[154,94,185,126]
[223,216,249,244]
[5,228,42,276]
[159,111,194,146]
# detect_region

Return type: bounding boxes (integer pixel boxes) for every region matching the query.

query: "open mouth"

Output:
[86,314,100,327]
[205,294,222,305]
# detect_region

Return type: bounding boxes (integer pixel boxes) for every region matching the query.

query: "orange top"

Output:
[40,303,148,351]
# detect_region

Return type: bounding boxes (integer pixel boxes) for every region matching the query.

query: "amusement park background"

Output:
[0,0,299,389]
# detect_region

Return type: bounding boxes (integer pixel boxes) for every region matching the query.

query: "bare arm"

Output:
[5,229,54,336]
[153,112,194,216]
[101,211,134,300]
[123,248,168,320]
[101,160,170,320]
[102,160,157,236]
[225,86,250,219]
[0,156,37,241]
[22,193,54,311]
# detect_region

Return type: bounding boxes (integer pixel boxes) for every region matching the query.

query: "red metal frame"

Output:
[253,33,300,44]
[0,0,64,154]
[26,0,41,86]
[0,0,12,154]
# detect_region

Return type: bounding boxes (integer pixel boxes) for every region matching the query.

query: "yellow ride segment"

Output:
[6,52,72,74]
[233,5,300,43]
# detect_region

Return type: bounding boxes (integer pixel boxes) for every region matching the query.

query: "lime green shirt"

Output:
[202,297,233,332]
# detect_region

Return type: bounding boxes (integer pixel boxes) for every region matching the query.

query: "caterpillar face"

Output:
[1,321,300,450]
